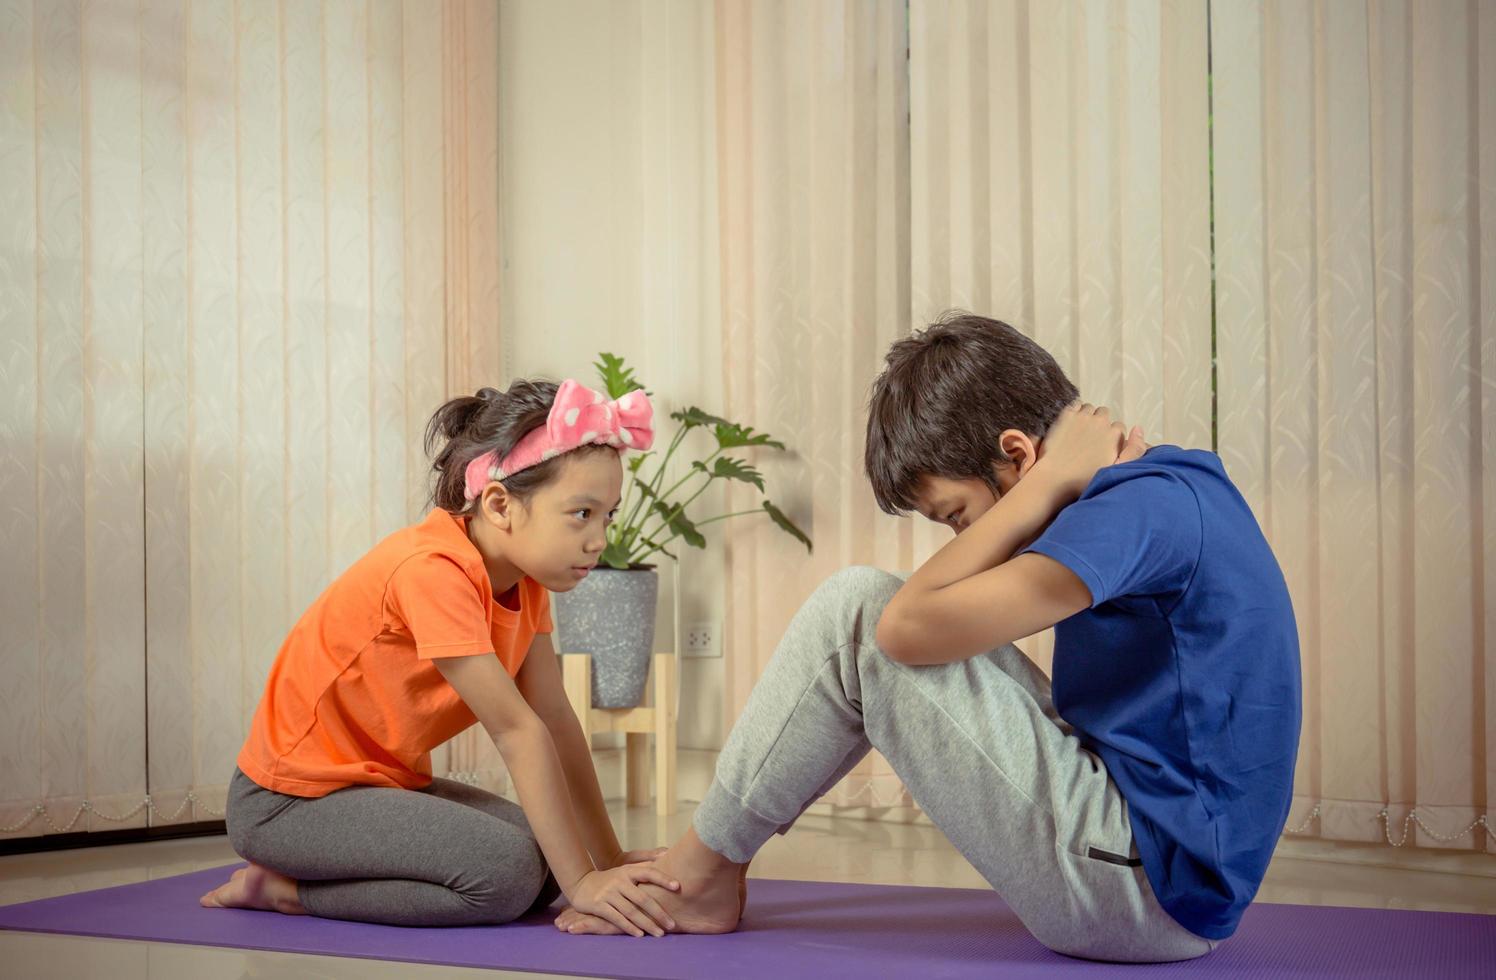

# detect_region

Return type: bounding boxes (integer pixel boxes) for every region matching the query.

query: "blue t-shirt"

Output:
[1023,445,1300,940]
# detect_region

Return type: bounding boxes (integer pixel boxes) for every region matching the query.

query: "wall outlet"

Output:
[682,621,720,658]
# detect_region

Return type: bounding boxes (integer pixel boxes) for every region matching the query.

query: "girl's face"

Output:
[490,450,624,592]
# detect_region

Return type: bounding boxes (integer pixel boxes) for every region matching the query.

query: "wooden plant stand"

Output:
[560,652,677,816]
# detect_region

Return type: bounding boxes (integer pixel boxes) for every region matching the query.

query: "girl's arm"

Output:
[433,653,678,935]
[514,632,636,869]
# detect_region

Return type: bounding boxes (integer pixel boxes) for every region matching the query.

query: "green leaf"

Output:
[607,477,662,559]
[627,451,654,474]
[594,352,646,400]
[637,536,679,562]
[652,501,706,549]
[693,457,765,491]
[670,406,732,429]
[600,539,635,569]
[714,422,786,452]
[762,500,812,552]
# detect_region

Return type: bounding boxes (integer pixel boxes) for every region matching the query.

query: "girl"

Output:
[200,378,681,937]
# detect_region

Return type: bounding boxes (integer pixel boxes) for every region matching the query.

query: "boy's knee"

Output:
[793,566,903,652]
[819,565,903,609]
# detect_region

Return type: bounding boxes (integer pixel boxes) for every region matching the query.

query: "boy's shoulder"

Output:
[1026,446,1211,609]
[1111,443,1223,476]
[1079,444,1225,502]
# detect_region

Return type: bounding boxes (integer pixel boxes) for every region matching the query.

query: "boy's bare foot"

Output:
[199,863,307,915]
[556,828,743,936]
[553,906,621,934]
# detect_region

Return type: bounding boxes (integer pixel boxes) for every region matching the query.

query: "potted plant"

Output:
[552,353,812,708]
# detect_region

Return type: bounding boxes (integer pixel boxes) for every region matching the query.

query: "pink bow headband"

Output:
[463,379,655,502]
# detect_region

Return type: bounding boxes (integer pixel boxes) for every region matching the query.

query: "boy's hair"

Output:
[864,311,1079,516]
[425,379,612,513]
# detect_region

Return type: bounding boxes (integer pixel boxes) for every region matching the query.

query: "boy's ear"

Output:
[998,428,1040,478]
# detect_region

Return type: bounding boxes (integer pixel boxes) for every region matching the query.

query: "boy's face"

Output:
[911,428,1038,534]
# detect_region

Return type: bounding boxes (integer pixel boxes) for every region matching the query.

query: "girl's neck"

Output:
[464,514,525,599]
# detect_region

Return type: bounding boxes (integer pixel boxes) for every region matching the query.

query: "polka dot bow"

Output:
[463,379,655,501]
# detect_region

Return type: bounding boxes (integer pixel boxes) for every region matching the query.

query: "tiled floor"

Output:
[3,750,1493,979]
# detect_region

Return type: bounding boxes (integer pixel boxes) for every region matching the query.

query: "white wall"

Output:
[499,0,726,750]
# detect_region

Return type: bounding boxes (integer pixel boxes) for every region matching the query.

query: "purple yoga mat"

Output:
[1,864,1491,978]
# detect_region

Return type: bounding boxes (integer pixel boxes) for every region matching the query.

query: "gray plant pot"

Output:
[552,567,659,709]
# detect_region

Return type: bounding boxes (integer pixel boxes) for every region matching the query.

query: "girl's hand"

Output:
[604,847,668,869]
[1035,402,1144,502]
[571,864,680,937]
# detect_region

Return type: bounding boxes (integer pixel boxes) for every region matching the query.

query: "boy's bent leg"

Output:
[692,567,889,860]
[694,566,1213,962]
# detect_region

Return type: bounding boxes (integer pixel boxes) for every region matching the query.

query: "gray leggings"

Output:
[225,768,560,926]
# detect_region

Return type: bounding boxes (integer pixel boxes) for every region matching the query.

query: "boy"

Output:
[558,312,1300,962]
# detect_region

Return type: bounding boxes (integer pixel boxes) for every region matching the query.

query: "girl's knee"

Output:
[223,803,258,863]
[466,839,549,923]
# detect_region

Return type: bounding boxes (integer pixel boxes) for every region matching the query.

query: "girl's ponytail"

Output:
[424,380,562,512]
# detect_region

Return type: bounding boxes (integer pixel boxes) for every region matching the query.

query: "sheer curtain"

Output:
[717,0,1493,849]
[716,0,1212,811]
[1212,0,1494,850]
[0,0,503,839]
[715,0,923,807]
[909,0,1213,676]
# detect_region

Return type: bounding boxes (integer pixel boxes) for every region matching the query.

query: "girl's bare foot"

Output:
[557,829,743,936]
[199,863,307,915]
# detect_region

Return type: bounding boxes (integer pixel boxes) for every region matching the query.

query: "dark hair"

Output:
[424,379,613,513]
[864,311,1079,516]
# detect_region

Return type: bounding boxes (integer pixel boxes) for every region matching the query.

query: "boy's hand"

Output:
[1117,424,1149,463]
[1035,402,1145,502]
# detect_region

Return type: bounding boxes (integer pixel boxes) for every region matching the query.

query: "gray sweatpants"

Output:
[694,566,1217,963]
[225,768,560,926]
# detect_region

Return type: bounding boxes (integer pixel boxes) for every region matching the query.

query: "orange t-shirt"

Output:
[237,508,553,797]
